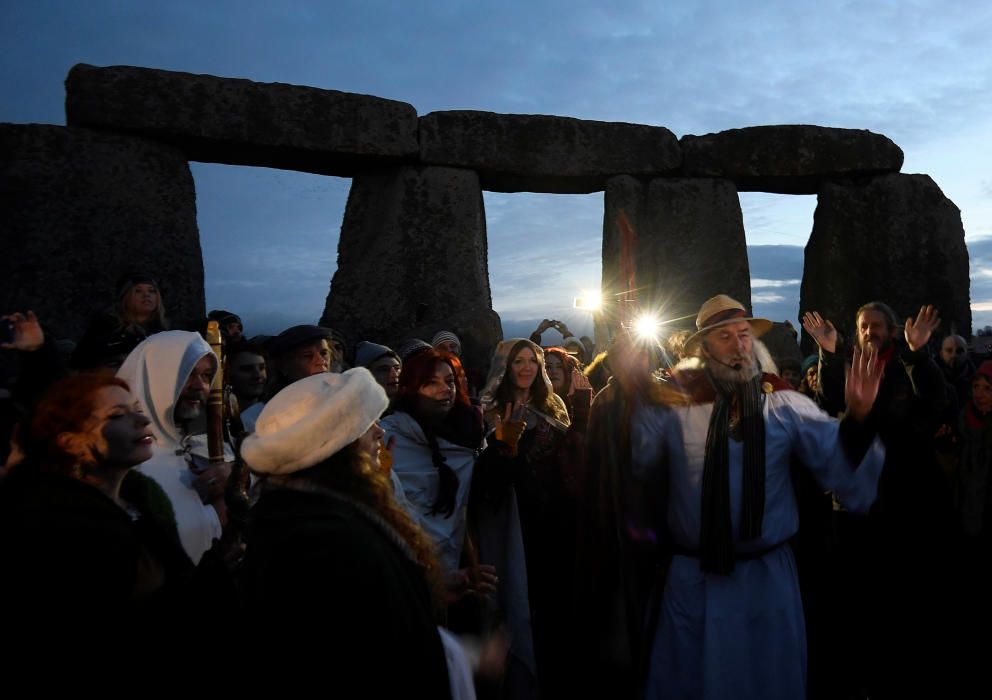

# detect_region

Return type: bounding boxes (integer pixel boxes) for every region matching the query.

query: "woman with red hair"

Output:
[0,373,195,626]
[380,349,496,602]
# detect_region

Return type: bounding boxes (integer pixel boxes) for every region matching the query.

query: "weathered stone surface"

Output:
[65,64,419,176]
[681,125,904,194]
[420,111,681,194]
[601,176,751,339]
[800,173,970,347]
[402,307,504,380]
[0,124,204,343]
[321,166,499,373]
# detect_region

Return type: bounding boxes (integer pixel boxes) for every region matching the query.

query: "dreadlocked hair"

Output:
[296,442,445,609]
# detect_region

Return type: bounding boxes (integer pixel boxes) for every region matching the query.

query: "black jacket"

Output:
[240,486,451,696]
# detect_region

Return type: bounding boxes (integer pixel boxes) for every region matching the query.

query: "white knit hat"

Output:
[241,367,388,475]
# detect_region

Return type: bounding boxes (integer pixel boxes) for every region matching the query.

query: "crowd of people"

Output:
[1,272,989,699]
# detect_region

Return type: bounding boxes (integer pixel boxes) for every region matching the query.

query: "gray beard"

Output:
[174,400,205,435]
[176,401,202,421]
[705,354,761,384]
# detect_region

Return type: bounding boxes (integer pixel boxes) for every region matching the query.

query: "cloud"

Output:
[752,293,787,303]
[752,279,802,288]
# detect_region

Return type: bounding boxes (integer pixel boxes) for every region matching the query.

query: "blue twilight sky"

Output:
[3,1,992,341]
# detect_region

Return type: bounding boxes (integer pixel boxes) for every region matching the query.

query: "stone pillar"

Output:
[0,124,204,343]
[800,173,970,344]
[321,165,500,372]
[601,175,751,342]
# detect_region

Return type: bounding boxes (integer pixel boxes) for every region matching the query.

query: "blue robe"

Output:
[633,383,885,700]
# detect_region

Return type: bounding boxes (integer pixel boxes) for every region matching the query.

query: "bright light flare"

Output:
[573,290,602,312]
[633,313,663,342]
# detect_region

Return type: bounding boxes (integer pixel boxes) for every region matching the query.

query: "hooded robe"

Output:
[117,331,229,563]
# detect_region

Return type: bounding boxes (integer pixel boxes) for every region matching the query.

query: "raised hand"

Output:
[191,460,234,504]
[493,402,516,442]
[802,311,837,354]
[904,305,940,351]
[844,344,883,422]
[1,311,45,351]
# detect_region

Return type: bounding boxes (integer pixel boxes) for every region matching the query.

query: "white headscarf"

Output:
[117,330,216,450]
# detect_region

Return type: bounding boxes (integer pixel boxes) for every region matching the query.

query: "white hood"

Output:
[117,330,217,449]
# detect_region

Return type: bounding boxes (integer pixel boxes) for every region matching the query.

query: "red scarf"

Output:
[876,344,894,368]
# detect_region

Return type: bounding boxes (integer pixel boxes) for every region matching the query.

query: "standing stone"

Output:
[801,173,970,345]
[601,176,751,344]
[321,166,499,373]
[0,124,204,344]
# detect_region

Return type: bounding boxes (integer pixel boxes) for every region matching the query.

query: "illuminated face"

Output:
[545,354,567,395]
[973,376,992,414]
[356,421,385,471]
[369,356,401,399]
[229,351,266,401]
[703,320,754,371]
[510,347,539,392]
[69,386,154,469]
[805,365,819,392]
[857,310,892,352]
[282,339,331,383]
[940,336,967,368]
[124,283,158,318]
[418,361,456,416]
[175,355,215,423]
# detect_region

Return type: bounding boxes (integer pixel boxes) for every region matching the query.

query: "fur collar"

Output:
[669,367,793,404]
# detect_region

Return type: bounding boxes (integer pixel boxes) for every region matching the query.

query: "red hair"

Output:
[544,346,579,373]
[544,346,578,394]
[24,374,131,477]
[395,349,471,409]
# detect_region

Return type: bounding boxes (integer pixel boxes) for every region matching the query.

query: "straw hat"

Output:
[684,295,772,353]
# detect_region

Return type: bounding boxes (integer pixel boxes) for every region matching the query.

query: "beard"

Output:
[705,352,761,384]
[175,397,204,423]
